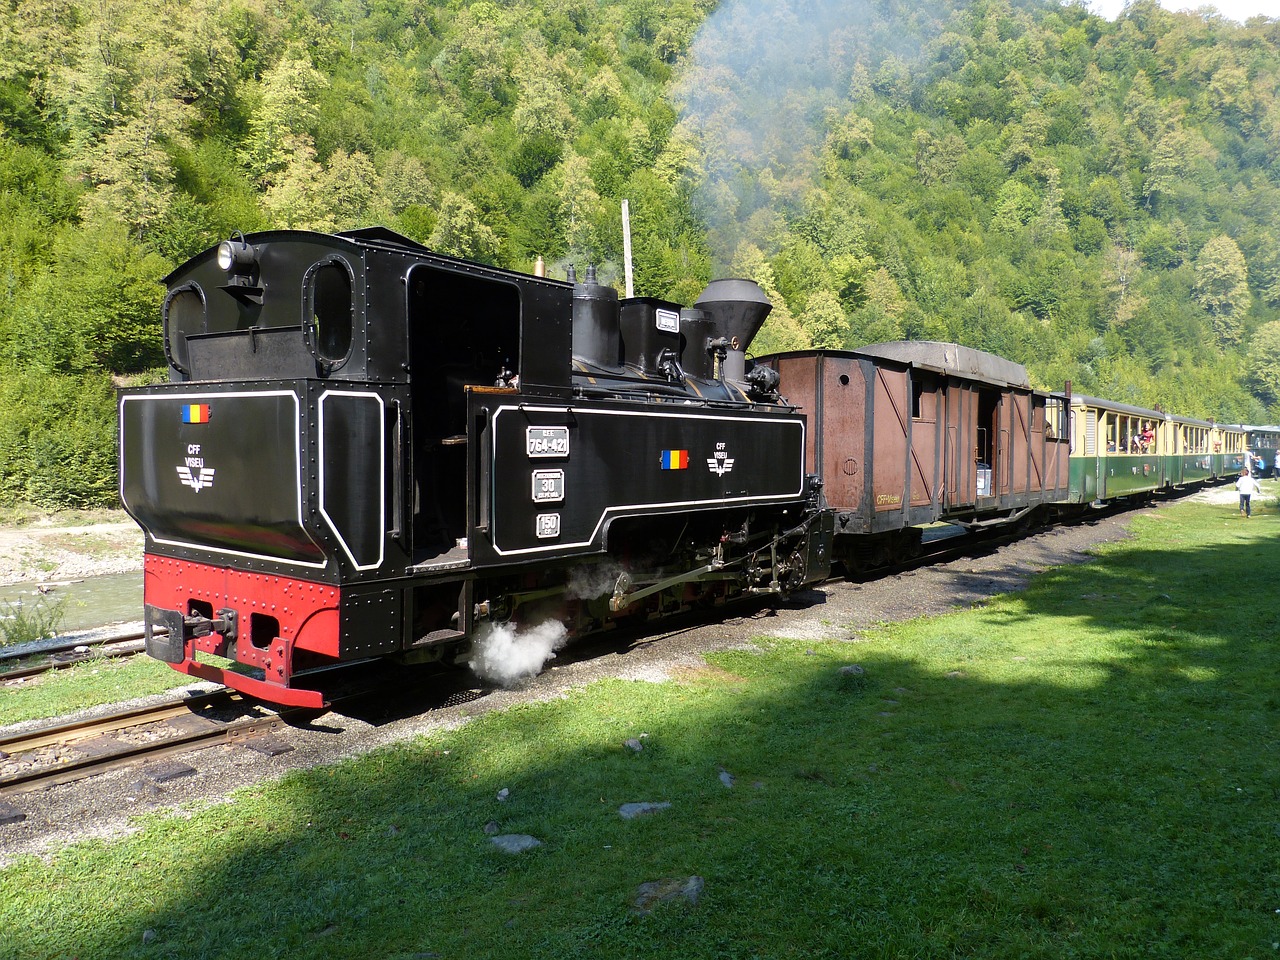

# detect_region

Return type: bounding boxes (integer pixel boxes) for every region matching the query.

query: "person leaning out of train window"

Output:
[1236,468,1262,518]
[1141,425,1153,451]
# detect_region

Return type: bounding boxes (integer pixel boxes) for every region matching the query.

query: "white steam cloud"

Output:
[565,561,626,601]
[468,621,568,688]
[673,0,938,267]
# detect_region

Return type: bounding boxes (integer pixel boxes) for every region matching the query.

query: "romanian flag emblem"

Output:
[659,449,688,470]
[181,404,211,424]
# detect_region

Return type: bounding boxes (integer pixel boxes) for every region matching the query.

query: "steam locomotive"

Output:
[119,228,1244,707]
[119,229,830,707]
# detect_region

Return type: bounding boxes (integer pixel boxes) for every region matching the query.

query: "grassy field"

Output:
[1,496,1278,959]
[0,655,179,725]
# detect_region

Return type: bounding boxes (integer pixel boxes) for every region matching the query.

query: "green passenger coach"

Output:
[1167,414,1223,488]
[1068,395,1165,503]
[1067,396,1245,504]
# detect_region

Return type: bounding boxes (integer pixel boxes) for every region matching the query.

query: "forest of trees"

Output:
[0,0,1278,506]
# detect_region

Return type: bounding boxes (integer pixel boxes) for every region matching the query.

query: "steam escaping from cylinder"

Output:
[469,620,568,688]
[566,561,626,601]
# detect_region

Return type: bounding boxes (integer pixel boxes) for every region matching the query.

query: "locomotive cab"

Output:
[405,266,522,564]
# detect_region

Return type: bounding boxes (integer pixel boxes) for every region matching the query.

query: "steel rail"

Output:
[0,713,284,795]
[0,690,237,755]
[0,690,287,795]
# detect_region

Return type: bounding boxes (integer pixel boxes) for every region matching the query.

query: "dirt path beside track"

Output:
[0,515,143,586]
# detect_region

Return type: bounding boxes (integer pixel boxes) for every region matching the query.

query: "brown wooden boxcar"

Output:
[759,342,1070,568]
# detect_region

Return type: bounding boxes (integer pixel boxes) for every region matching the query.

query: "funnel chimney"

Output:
[694,279,772,382]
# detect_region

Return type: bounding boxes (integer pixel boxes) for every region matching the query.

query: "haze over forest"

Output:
[1,0,1279,506]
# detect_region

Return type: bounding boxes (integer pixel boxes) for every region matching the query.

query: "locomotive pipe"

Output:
[571,264,622,369]
[609,563,733,612]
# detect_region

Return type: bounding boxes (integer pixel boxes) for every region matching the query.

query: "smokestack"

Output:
[695,279,772,382]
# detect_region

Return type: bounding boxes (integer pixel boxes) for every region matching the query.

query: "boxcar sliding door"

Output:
[945,383,976,509]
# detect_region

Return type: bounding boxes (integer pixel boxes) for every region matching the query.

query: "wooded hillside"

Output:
[1,0,1277,506]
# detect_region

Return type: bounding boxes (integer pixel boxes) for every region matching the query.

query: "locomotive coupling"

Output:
[186,608,239,642]
[143,604,237,664]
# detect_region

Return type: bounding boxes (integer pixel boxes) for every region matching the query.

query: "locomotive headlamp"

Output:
[216,234,256,275]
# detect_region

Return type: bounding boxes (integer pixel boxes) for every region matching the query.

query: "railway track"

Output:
[0,690,291,796]
[0,621,163,685]
[0,503,1132,690]
[839,499,1129,582]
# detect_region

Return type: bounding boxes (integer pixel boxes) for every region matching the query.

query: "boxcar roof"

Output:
[854,341,1031,390]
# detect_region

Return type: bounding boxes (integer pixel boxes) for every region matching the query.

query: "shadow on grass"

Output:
[9,510,1280,959]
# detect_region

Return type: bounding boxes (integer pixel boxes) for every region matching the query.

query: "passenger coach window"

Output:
[163,284,205,374]
[304,258,354,369]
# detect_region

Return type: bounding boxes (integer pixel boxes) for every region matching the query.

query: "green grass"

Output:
[0,504,127,527]
[0,655,182,725]
[1,497,1278,959]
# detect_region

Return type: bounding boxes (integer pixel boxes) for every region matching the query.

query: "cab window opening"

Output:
[163,284,206,375]
[305,258,355,368]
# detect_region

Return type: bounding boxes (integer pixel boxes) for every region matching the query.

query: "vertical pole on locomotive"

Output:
[622,199,634,298]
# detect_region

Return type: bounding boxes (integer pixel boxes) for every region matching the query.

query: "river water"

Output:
[0,571,145,634]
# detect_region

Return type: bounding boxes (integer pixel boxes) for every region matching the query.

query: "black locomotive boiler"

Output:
[119,229,832,706]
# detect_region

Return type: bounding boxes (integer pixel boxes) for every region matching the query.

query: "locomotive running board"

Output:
[410,544,471,574]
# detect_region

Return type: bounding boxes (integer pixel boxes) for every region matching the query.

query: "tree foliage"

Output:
[2,0,1280,505]
[678,0,1280,416]
[1246,321,1280,407]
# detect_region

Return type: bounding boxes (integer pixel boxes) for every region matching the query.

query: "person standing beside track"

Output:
[1236,468,1262,518]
